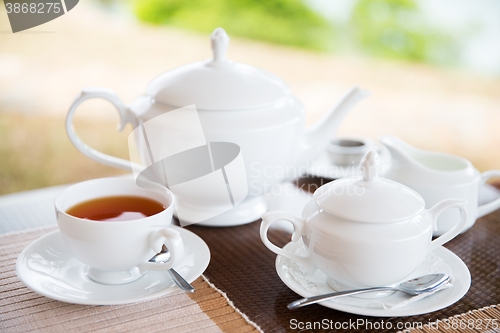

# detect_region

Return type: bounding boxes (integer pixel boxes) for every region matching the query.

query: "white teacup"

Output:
[55,177,184,285]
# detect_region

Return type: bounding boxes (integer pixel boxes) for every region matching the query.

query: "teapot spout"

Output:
[296,86,370,169]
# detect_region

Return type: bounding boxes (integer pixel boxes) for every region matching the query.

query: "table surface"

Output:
[1,178,499,332]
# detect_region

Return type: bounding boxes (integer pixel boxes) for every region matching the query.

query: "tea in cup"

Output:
[55,177,183,285]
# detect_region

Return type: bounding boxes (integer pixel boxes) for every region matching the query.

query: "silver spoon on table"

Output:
[288,273,450,310]
[149,245,195,293]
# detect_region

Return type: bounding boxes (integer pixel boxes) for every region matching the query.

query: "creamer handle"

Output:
[478,170,500,218]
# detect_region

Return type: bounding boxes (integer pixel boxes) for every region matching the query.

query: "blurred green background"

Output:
[131,0,461,65]
[134,0,332,51]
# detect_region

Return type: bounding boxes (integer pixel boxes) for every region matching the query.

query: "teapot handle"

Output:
[429,199,468,251]
[260,211,316,275]
[66,87,140,171]
[478,170,500,218]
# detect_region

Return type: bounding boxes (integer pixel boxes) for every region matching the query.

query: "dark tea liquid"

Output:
[66,196,166,222]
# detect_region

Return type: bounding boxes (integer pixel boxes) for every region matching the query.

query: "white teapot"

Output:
[66,28,369,226]
[260,151,468,289]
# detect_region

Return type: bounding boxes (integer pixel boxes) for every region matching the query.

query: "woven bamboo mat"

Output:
[0,226,262,333]
[187,191,500,333]
[401,305,500,332]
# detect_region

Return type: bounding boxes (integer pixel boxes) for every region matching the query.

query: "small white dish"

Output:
[276,240,470,317]
[16,226,210,305]
[308,138,391,179]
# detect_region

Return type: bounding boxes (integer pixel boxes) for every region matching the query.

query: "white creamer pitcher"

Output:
[380,136,500,236]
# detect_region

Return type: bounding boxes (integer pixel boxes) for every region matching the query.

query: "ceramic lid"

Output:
[313,151,425,223]
[146,28,291,111]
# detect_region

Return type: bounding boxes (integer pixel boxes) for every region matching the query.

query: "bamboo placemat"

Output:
[0,226,262,333]
[401,305,500,332]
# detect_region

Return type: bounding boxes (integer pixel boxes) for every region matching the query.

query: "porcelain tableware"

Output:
[261,151,468,289]
[327,136,378,166]
[55,177,184,285]
[65,27,369,226]
[380,135,500,236]
[276,240,470,316]
[308,136,391,179]
[16,227,210,305]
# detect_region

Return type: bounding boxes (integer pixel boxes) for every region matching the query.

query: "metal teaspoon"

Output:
[149,245,195,293]
[287,273,450,310]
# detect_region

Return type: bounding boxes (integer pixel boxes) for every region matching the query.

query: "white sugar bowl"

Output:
[260,151,468,289]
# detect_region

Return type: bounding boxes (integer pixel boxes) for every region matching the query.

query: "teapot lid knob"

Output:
[211,27,230,63]
[361,151,380,182]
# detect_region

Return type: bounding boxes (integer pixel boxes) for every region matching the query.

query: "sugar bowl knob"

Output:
[361,150,381,182]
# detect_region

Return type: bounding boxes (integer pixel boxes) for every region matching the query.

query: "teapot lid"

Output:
[313,151,425,223]
[146,28,291,111]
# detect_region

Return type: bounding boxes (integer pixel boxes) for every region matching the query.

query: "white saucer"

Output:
[16,226,210,305]
[276,241,470,317]
[181,195,267,227]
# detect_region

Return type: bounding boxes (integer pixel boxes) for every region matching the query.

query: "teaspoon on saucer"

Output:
[288,273,450,310]
[150,245,195,293]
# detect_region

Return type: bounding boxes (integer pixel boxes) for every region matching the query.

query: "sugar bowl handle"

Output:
[429,199,468,251]
[478,170,500,218]
[260,212,316,274]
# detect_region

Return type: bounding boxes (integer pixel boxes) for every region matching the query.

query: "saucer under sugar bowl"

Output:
[260,151,468,290]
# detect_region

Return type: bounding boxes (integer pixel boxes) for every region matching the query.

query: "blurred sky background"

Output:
[0,0,499,194]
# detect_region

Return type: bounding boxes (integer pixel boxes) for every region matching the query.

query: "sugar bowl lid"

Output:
[146,28,291,111]
[313,151,425,223]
